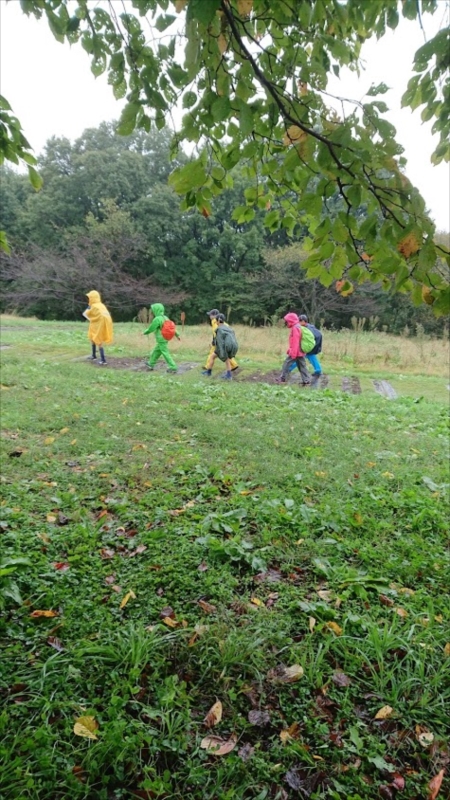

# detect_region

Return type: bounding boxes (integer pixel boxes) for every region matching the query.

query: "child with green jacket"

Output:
[143,303,180,372]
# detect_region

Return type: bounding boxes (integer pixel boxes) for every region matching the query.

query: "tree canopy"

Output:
[3,0,450,313]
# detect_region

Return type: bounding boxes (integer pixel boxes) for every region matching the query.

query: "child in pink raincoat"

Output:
[277,312,311,384]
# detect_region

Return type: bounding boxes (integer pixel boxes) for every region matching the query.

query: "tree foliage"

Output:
[10,0,450,314]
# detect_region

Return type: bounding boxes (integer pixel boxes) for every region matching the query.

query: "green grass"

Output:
[1,319,449,800]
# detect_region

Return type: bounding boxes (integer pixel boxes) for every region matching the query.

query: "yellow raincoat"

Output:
[84,291,113,345]
[205,317,238,370]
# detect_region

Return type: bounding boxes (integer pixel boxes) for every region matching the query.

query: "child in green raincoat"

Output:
[143,303,180,372]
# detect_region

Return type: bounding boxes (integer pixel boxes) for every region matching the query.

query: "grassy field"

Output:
[1,317,449,800]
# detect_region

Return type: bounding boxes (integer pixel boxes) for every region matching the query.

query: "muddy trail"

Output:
[80,357,400,397]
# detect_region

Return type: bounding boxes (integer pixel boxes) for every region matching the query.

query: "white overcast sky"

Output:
[1,0,449,230]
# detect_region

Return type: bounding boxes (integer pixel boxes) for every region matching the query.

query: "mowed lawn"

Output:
[1,318,449,800]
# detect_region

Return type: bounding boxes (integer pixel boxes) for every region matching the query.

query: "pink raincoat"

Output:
[284,313,306,358]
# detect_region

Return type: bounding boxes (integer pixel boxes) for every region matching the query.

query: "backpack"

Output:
[299,324,316,354]
[161,319,176,341]
[307,323,322,355]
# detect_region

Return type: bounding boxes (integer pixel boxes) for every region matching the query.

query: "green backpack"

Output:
[298,324,316,354]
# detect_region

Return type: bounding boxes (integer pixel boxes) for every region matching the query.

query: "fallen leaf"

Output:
[332,671,351,688]
[57,512,69,525]
[47,636,64,651]
[390,773,405,791]
[324,621,343,636]
[379,594,394,607]
[268,664,304,683]
[418,731,434,747]
[100,548,115,559]
[428,769,445,800]
[37,533,50,544]
[200,734,237,756]
[398,587,415,596]
[119,590,136,609]
[105,575,116,585]
[250,597,264,607]
[129,544,147,557]
[46,514,57,523]
[280,721,300,743]
[111,585,122,593]
[374,705,394,720]
[162,616,178,628]
[30,610,58,618]
[444,643,450,657]
[248,709,270,726]
[60,427,69,434]
[197,562,208,572]
[198,600,217,614]
[317,590,332,602]
[394,607,408,618]
[73,716,98,740]
[204,700,223,728]
[309,616,317,632]
[238,742,255,761]
[70,439,77,445]
[44,437,55,445]
[52,561,70,572]
[159,606,175,619]
[72,765,86,783]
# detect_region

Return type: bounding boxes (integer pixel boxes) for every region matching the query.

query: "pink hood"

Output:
[284,313,300,328]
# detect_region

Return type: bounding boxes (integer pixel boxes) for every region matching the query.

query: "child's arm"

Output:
[288,325,301,358]
[143,317,160,335]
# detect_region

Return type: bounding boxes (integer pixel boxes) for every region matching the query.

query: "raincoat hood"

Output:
[284,313,300,328]
[87,290,101,305]
[151,303,165,316]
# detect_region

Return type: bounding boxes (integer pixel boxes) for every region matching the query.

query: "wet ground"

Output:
[81,358,398,397]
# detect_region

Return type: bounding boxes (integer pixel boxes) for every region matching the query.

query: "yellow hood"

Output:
[87,290,101,305]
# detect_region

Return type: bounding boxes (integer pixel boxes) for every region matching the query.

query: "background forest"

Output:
[0,122,447,334]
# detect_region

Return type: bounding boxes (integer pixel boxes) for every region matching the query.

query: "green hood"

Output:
[151,303,165,316]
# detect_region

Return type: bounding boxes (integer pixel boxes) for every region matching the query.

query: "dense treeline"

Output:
[0,122,447,334]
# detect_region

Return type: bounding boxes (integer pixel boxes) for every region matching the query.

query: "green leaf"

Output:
[182,91,197,109]
[155,13,176,32]
[187,0,221,25]
[116,102,141,136]
[28,165,43,191]
[367,83,390,96]
[0,230,11,254]
[169,160,208,193]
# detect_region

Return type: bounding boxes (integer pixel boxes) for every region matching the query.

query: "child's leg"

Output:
[89,341,97,359]
[148,344,162,368]
[295,356,311,384]
[204,344,215,370]
[99,345,106,364]
[159,341,177,371]
[230,357,239,370]
[280,356,296,380]
[307,354,322,374]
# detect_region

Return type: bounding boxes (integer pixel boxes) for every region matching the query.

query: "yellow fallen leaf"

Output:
[200,734,237,756]
[30,610,58,618]
[204,700,223,728]
[282,664,304,683]
[354,512,363,525]
[296,538,305,545]
[309,616,316,633]
[119,590,136,609]
[162,616,178,628]
[382,471,395,479]
[366,461,376,467]
[324,621,343,636]
[44,437,55,445]
[394,607,408,618]
[315,471,327,478]
[60,427,69,434]
[418,731,434,747]
[73,716,98,740]
[398,587,415,596]
[0,384,11,390]
[317,590,332,602]
[250,597,264,607]
[70,439,77,445]
[444,642,450,657]
[279,721,300,744]
[312,755,324,761]
[46,514,57,523]
[374,705,394,720]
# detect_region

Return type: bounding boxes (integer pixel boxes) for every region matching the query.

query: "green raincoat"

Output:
[143,303,178,370]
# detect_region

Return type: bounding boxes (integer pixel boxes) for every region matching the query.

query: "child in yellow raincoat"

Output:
[202,309,238,375]
[82,290,113,365]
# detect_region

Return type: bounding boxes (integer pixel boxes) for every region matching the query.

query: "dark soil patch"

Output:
[373,379,398,399]
[81,356,200,374]
[342,376,361,394]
